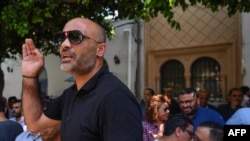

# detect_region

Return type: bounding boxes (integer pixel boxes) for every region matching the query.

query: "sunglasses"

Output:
[53,30,102,46]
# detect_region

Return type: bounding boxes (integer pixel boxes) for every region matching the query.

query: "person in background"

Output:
[226,107,250,124]
[143,94,170,141]
[163,87,180,114]
[141,87,155,121]
[21,17,142,141]
[154,114,194,141]
[0,97,23,141]
[197,88,218,112]
[16,124,61,141]
[194,121,223,141]
[240,86,250,107]
[1,96,9,118]
[9,99,26,131]
[7,96,17,118]
[178,88,224,131]
[217,87,243,122]
[16,98,61,141]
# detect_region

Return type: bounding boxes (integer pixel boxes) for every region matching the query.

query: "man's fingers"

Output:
[26,38,35,49]
[22,44,27,58]
[24,38,36,55]
[22,38,44,58]
[34,48,43,57]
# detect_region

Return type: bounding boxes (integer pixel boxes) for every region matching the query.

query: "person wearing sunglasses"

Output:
[154,113,194,141]
[21,17,143,141]
[142,94,170,141]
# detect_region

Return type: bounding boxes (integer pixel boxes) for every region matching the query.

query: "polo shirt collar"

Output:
[70,66,108,96]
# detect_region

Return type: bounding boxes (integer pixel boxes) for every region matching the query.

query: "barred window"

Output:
[190,57,222,100]
[160,60,185,96]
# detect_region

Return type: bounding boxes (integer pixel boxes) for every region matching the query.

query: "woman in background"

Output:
[142,94,171,141]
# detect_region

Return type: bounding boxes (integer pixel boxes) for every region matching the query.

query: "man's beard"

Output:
[185,106,198,116]
[13,112,22,118]
[61,51,96,74]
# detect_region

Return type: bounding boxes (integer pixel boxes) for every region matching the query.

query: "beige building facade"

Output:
[145,6,241,101]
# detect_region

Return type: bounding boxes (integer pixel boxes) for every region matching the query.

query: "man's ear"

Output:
[175,127,182,137]
[96,43,106,57]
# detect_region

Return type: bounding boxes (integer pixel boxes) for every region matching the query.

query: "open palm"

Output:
[22,39,45,76]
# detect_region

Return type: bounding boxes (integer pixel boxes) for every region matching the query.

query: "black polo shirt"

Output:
[44,66,143,141]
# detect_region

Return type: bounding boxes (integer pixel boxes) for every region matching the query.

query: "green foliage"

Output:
[0,0,249,62]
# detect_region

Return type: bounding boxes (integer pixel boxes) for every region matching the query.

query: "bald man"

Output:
[21,17,142,141]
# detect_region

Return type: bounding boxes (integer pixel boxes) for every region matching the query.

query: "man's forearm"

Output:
[22,77,43,132]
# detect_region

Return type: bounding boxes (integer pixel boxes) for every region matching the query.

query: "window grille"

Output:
[160,60,185,96]
[191,57,222,101]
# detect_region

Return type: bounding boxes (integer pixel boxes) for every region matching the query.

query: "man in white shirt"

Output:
[9,99,26,131]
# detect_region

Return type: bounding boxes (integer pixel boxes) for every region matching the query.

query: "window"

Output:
[191,57,222,100]
[160,60,185,95]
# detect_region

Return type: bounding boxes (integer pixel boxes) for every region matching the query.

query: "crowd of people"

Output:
[139,85,250,141]
[0,96,61,141]
[0,17,249,141]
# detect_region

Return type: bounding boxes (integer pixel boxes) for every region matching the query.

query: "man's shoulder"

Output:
[99,72,131,93]
[226,108,250,125]
[1,120,17,125]
[0,120,23,130]
[196,108,225,125]
[92,66,125,87]
[197,107,221,116]
[236,107,250,114]
[9,120,23,127]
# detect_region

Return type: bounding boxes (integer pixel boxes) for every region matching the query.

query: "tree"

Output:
[0,0,250,96]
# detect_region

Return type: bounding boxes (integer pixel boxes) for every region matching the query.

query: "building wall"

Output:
[242,13,250,86]
[104,19,145,98]
[2,54,72,99]
[145,5,241,100]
